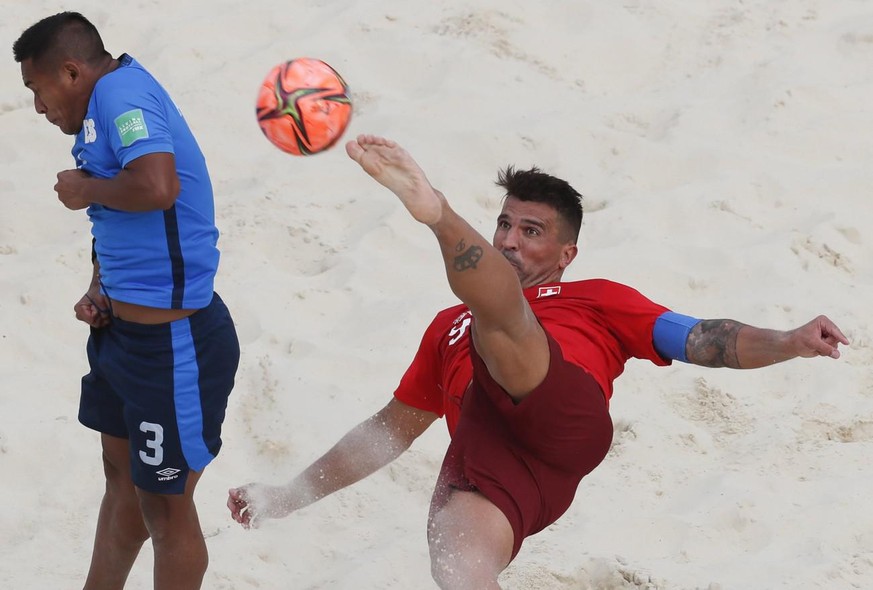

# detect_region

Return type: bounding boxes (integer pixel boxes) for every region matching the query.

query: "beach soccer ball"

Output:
[256,58,352,156]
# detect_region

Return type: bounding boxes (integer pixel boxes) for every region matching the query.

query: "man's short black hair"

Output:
[496,166,584,243]
[13,11,107,65]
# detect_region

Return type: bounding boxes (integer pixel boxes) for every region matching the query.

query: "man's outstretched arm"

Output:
[228,398,438,528]
[685,315,849,369]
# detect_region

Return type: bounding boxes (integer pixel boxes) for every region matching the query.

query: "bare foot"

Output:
[227,483,295,529]
[345,134,443,225]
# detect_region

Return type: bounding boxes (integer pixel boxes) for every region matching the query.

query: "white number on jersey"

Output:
[448,316,472,346]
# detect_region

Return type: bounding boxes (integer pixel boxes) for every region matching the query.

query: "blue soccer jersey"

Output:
[75,54,219,309]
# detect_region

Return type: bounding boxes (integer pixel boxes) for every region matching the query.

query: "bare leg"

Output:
[346,135,549,398]
[83,434,150,590]
[427,489,513,589]
[138,470,207,590]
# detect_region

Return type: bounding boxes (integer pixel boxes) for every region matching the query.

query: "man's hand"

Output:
[227,483,295,529]
[55,169,92,210]
[74,286,110,328]
[789,315,849,359]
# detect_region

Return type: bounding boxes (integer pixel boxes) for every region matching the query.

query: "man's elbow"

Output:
[155,177,180,210]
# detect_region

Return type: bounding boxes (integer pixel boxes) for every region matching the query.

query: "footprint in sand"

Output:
[790,236,852,273]
[799,416,873,444]
[432,10,560,81]
[500,556,720,589]
[607,419,638,457]
[666,377,755,444]
[604,110,681,142]
[234,354,296,463]
[224,202,343,278]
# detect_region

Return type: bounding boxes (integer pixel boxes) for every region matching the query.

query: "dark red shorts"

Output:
[431,331,613,560]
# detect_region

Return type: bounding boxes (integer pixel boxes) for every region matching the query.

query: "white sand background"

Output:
[1,1,871,588]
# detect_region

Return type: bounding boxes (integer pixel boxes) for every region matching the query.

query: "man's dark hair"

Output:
[496,166,584,242]
[13,12,108,66]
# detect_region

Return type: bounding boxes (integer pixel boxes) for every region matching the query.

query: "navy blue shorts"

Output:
[79,292,239,494]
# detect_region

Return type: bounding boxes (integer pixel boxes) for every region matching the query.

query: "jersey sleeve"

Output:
[596,280,673,366]
[94,72,175,168]
[393,315,447,417]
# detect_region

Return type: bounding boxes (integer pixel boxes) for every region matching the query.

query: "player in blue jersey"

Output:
[14,12,239,589]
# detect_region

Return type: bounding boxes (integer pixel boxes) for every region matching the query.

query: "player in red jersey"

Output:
[228,135,848,589]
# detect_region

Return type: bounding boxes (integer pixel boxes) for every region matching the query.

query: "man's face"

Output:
[492,196,578,289]
[21,58,86,135]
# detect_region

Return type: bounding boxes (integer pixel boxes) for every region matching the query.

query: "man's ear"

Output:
[62,60,82,83]
[560,243,578,269]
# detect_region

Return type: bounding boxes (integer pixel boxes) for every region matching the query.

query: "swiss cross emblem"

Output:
[537,285,561,298]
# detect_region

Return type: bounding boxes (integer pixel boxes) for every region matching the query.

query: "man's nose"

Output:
[501,228,520,249]
[34,95,46,114]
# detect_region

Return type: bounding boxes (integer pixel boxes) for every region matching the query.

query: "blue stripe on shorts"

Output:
[170,318,212,472]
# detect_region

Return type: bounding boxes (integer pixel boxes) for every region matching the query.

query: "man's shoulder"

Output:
[562,278,630,289]
[526,278,632,299]
[96,55,154,92]
[432,302,470,324]
[116,54,148,75]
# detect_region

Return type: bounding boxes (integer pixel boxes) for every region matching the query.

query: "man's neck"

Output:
[93,54,120,80]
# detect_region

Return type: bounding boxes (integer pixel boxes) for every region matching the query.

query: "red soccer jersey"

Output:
[393,279,673,435]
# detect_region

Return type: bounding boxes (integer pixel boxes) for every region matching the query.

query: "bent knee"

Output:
[100,455,141,506]
[429,548,501,590]
[137,490,199,539]
[427,497,511,588]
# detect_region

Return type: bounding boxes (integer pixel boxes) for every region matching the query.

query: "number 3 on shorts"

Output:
[139,421,164,466]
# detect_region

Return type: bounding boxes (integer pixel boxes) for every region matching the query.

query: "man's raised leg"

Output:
[346,135,550,399]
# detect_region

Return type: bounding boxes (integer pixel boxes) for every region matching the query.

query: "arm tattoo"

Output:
[452,240,483,272]
[685,319,744,368]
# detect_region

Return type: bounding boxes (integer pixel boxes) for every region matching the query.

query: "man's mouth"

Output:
[502,252,522,269]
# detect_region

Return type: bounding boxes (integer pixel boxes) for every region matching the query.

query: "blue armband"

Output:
[653,311,701,363]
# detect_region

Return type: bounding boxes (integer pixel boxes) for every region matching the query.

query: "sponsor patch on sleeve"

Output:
[114,108,149,147]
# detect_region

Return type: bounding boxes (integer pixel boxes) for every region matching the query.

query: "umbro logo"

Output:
[156,467,181,481]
